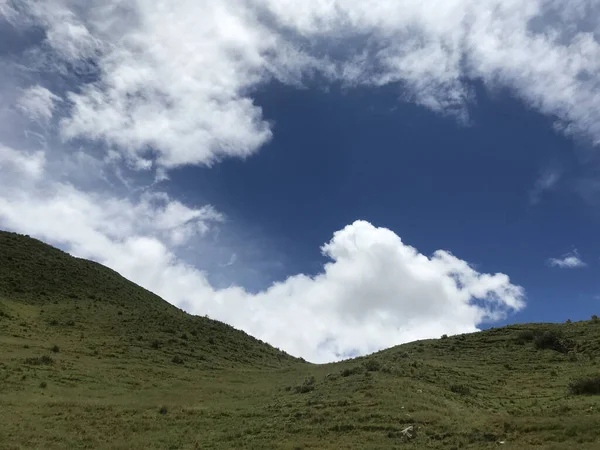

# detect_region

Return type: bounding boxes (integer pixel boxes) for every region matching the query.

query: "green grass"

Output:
[1,231,600,449]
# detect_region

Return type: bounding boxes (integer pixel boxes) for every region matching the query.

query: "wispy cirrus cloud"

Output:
[548,250,587,268]
[529,168,561,205]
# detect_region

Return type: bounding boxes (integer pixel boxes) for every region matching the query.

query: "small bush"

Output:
[569,375,600,395]
[294,376,316,394]
[380,365,394,374]
[450,384,472,396]
[516,329,536,343]
[39,381,47,389]
[171,355,184,364]
[24,355,54,366]
[340,366,362,377]
[592,315,599,323]
[566,319,572,324]
[150,340,161,349]
[363,359,382,372]
[159,406,168,415]
[441,334,448,340]
[51,345,60,353]
[181,333,188,341]
[534,330,574,354]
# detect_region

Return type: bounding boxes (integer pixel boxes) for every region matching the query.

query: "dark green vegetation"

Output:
[1,231,600,449]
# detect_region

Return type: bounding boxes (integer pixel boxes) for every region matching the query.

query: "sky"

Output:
[1,0,600,363]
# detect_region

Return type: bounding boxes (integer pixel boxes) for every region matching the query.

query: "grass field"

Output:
[1,231,600,449]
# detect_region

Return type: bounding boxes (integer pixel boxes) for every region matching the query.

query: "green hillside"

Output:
[1,231,599,449]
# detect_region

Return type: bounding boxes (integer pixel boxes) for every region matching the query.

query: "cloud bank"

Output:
[0,152,524,361]
[5,0,600,360]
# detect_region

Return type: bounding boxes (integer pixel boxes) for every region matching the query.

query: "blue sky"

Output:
[174,81,598,322]
[1,0,600,362]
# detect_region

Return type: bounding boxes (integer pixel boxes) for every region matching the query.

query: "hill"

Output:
[1,231,600,449]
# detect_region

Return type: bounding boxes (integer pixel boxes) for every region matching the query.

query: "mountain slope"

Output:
[0,231,297,369]
[1,231,600,450]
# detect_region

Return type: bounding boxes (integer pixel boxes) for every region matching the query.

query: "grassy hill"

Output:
[1,231,600,449]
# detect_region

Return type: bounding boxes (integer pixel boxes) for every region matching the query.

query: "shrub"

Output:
[363,359,382,372]
[51,345,60,353]
[159,406,168,415]
[592,315,599,323]
[450,384,471,396]
[39,381,47,389]
[534,330,574,354]
[441,334,448,339]
[569,375,600,395]
[566,319,572,324]
[150,340,161,349]
[171,355,184,364]
[516,329,536,343]
[294,376,316,394]
[24,355,54,366]
[340,366,362,377]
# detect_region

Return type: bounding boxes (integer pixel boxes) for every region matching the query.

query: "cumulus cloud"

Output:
[0,160,525,361]
[547,250,587,269]
[0,139,526,362]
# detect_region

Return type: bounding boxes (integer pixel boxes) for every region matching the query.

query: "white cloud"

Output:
[219,253,237,268]
[529,168,561,204]
[0,145,46,179]
[6,0,600,170]
[547,250,587,268]
[0,148,525,362]
[16,86,60,123]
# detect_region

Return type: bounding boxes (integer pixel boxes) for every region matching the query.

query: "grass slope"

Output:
[1,231,600,449]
